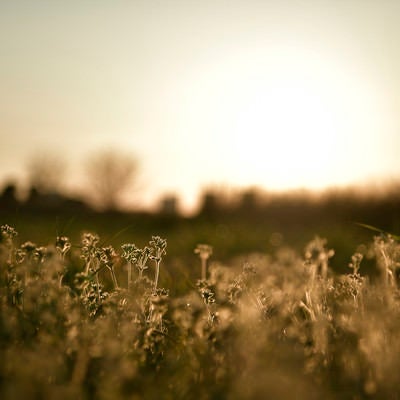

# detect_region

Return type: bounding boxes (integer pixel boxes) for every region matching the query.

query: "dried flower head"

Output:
[0,224,18,247]
[56,236,71,256]
[194,244,213,260]
[349,252,363,275]
[99,246,117,268]
[81,232,100,260]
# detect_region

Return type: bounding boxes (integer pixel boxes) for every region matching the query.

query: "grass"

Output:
[1,223,400,399]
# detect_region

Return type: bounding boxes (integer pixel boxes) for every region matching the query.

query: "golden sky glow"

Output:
[1,0,400,212]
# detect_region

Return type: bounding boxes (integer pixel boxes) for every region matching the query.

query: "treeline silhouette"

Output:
[1,180,400,230]
[2,181,400,224]
[196,185,400,232]
[0,183,90,214]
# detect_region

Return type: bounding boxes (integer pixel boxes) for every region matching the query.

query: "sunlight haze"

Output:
[1,0,400,212]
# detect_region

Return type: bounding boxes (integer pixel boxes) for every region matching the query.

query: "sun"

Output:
[172,41,387,196]
[230,82,339,187]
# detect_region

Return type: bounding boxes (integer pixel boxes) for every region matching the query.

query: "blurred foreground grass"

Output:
[1,221,400,399]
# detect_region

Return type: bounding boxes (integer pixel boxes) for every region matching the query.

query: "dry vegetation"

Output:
[1,224,400,399]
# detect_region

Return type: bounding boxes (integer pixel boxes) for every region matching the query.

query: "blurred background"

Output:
[1,0,400,276]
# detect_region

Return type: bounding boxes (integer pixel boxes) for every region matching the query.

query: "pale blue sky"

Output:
[1,0,400,211]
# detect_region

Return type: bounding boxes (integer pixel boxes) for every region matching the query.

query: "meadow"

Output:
[1,220,400,399]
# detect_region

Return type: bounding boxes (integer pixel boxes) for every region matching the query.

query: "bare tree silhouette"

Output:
[27,154,66,194]
[86,149,137,211]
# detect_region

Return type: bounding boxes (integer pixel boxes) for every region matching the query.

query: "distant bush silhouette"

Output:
[0,183,18,210]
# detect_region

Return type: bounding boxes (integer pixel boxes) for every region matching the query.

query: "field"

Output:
[1,220,400,400]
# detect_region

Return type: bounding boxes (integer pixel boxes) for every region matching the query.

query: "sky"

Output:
[1,0,400,213]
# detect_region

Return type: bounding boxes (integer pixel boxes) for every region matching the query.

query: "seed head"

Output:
[194,244,213,260]
[56,236,71,256]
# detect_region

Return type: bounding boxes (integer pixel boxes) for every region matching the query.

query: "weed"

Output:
[1,224,400,399]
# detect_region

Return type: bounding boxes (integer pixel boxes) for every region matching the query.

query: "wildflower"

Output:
[195,244,213,280]
[149,236,167,262]
[121,243,140,287]
[81,232,100,261]
[348,252,363,275]
[21,241,37,254]
[304,236,334,281]
[149,236,167,291]
[34,246,48,263]
[0,224,17,245]
[121,243,139,264]
[56,236,71,257]
[99,246,119,289]
[99,245,117,268]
